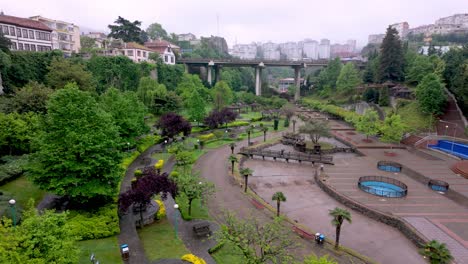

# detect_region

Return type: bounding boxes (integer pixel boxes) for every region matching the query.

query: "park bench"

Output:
[292,226,314,240]
[250,198,265,210]
[193,222,212,237]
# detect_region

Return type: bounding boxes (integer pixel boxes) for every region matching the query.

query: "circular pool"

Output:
[377,161,402,172]
[358,176,408,198]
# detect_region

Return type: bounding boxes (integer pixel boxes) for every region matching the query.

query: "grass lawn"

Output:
[175,195,210,220]
[138,218,190,261]
[0,176,46,217]
[239,111,262,120]
[396,101,434,132]
[151,152,172,164]
[211,242,246,264]
[205,138,236,149]
[77,236,121,264]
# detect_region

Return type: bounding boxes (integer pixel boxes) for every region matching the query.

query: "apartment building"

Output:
[30,15,80,55]
[121,42,153,62]
[144,39,176,65]
[0,14,53,51]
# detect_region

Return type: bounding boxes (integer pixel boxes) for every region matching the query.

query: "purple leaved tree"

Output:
[157,112,191,139]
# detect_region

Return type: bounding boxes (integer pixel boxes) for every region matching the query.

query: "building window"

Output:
[46,33,50,41]
[22,29,28,38]
[31,45,36,51]
[36,31,40,39]
[9,27,15,36]
[29,30,34,39]
[2,25,8,35]
[171,56,174,63]
[18,43,23,50]
[17,28,21,37]
[127,50,134,56]
[24,44,30,51]
[143,51,146,57]
[137,50,141,56]
[165,55,168,62]
[11,42,17,50]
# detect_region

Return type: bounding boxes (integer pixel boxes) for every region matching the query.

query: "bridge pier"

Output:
[207,66,212,86]
[215,65,222,83]
[255,67,262,96]
[294,66,301,101]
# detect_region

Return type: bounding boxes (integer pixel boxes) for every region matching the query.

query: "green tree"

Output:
[46,58,96,92]
[13,81,53,114]
[336,63,361,93]
[299,120,331,145]
[379,87,390,106]
[0,204,79,264]
[316,58,342,93]
[356,110,380,140]
[156,62,185,91]
[175,173,215,216]
[380,114,405,148]
[303,255,338,264]
[261,126,269,142]
[228,154,238,175]
[146,22,169,40]
[329,207,352,249]
[136,76,167,113]
[186,89,206,123]
[415,73,447,115]
[378,26,404,82]
[108,16,143,43]
[272,191,286,217]
[176,74,211,105]
[0,32,11,53]
[405,55,433,85]
[0,112,40,155]
[101,88,148,140]
[240,167,253,193]
[212,81,234,111]
[79,36,97,53]
[217,212,298,264]
[30,83,122,202]
[420,240,453,264]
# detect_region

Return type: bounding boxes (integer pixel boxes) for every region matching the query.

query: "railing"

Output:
[377,161,403,172]
[358,176,408,198]
[239,147,333,164]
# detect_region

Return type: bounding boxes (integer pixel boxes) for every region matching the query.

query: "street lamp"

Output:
[173,204,179,238]
[164,140,168,153]
[126,142,130,152]
[199,181,203,207]
[9,199,16,227]
[445,125,449,137]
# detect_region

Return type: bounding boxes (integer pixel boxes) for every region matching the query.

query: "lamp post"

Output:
[199,181,203,207]
[225,130,228,139]
[173,204,179,238]
[126,142,130,152]
[445,125,449,137]
[440,120,459,154]
[9,199,16,228]
[164,140,168,153]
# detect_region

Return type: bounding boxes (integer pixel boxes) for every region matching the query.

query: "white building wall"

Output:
[318,39,330,59]
[303,40,318,59]
[0,23,52,51]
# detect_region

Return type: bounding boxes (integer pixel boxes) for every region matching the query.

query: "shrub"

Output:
[197,133,215,141]
[154,199,166,219]
[181,254,207,264]
[155,160,164,170]
[227,121,250,127]
[134,169,143,178]
[208,242,225,254]
[137,135,162,153]
[213,130,225,139]
[170,171,180,178]
[66,204,119,241]
[0,155,29,185]
[121,151,140,169]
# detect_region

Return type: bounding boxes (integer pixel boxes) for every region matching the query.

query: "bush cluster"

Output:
[154,199,166,220]
[208,242,225,254]
[197,133,215,141]
[66,205,119,241]
[0,155,29,185]
[181,254,207,264]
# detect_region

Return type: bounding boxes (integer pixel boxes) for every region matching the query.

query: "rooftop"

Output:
[0,14,52,31]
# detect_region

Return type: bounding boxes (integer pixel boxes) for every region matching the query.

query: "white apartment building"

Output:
[346,39,357,53]
[262,42,280,60]
[177,33,196,41]
[121,42,153,63]
[390,22,409,39]
[280,42,301,60]
[436,14,468,28]
[0,14,53,51]
[30,16,80,55]
[303,40,318,59]
[144,39,176,65]
[231,43,257,59]
[318,39,330,60]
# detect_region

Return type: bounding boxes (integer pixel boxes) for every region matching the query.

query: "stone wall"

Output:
[315,172,428,248]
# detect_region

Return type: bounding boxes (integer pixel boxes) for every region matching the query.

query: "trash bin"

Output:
[120,244,129,260]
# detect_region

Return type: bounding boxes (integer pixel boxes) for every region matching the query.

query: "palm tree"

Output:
[420,240,453,264]
[292,119,297,133]
[272,192,286,217]
[261,127,269,142]
[229,142,236,154]
[228,155,238,175]
[329,207,352,249]
[246,126,254,145]
[239,167,253,193]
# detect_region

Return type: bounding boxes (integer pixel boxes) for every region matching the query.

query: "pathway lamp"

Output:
[9,199,16,227]
[199,181,203,207]
[445,125,449,136]
[174,204,179,238]
[126,142,130,152]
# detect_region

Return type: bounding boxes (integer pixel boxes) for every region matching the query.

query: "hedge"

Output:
[181,254,207,264]
[66,204,119,241]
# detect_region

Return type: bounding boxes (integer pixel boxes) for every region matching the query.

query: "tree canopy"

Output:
[378,26,404,82]
[212,81,234,111]
[146,22,169,40]
[157,112,191,139]
[356,110,380,140]
[46,58,96,91]
[336,63,361,93]
[415,73,447,115]
[30,83,122,202]
[108,16,143,43]
[12,81,53,114]
[380,114,406,145]
[299,120,331,144]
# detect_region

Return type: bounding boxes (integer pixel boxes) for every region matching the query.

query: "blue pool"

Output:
[358,176,408,198]
[378,165,401,172]
[428,140,468,159]
[430,185,448,192]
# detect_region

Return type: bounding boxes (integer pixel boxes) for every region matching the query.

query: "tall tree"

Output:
[175,172,215,216]
[216,212,298,264]
[329,207,352,249]
[136,76,167,113]
[299,120,331,145]
[46,58,96,92]
[415,73,447,115]
[0,205,79,264]
[108,16,143,43]
[186,89,206,123]
[30,83,122,202]
[228,155,238,175]
[272,191,286,217]
[316,58,342,93]
[212,81,234,111]
[405,55,434,85]
[146,23,169,40]
[378,26,404,82]
[240,167,253,193]
[356,110,380,140]
[380,114,405,148]
[336,63,361,93]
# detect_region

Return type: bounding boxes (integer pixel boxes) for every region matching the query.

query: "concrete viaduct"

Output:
[177,58,363,100]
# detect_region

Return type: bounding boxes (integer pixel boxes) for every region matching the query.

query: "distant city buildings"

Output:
[318,39,331,59]
[0,13,53,52]
[231,43,257,59]
[303,40,318,60]
[30,15,81,55]
[177,33,196,41]
[368,13,468,44]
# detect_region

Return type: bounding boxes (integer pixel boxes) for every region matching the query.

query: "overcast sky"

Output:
[2,0,467,47]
